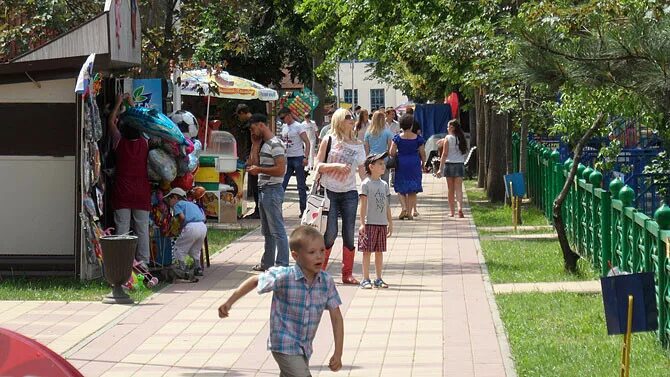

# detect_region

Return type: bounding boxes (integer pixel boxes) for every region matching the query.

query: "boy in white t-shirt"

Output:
[279,108,311,217]
[358,153,393,289]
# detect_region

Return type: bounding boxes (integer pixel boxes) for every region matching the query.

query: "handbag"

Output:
[300,137,332,233]
[386,155,397,169]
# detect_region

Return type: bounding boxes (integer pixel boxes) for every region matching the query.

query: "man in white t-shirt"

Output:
[385,108,401,135]
[279,107,311,217]
[302,112,318,170]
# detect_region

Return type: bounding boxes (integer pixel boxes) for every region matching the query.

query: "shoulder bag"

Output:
[300,136,332,233]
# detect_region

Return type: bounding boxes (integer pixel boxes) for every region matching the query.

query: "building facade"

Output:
[335,60,409,111]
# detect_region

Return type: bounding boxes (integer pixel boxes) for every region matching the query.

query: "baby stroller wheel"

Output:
[145,277,158,288]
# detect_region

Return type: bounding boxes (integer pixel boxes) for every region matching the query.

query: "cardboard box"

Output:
[219,192,238,223]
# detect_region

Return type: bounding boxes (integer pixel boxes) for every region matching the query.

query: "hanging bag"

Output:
[300,136,332,233]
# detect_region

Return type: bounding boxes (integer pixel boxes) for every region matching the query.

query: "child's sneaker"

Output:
[373,278,389,288]
[360,279,373,289]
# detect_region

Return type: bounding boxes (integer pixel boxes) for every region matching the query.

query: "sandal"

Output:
[251,264,267,272]
[373,278,389,288]
[360,279,373,289]
[458,210,464,218]
[398,210,407,220]
[342,275,360,285]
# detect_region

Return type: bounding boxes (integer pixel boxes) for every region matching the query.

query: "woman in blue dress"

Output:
[389,114,426,220]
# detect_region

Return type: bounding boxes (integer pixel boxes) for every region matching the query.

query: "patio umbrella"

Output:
[0,328,83,376]
[179,69,279,150]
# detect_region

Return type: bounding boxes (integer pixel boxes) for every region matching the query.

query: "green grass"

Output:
[0,228,254,302]
[497,292,670,377]
[0,277,159,302]
[207,228,255,257]
[481,239,598,283]
[464,179,548,228]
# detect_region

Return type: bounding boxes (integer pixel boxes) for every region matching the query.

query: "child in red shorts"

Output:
[358,152,393,289]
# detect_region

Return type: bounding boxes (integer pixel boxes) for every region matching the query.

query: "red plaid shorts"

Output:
[358,224,387,253]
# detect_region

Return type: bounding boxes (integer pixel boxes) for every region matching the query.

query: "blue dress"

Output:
[393,134,424,194]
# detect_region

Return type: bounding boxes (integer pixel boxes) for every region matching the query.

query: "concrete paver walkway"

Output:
[2,175,515,377]
[493,281,601,294]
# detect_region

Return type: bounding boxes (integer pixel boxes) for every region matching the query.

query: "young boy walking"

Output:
[358,153,393,289]
[165,187,207,277]
[218,226,344,376]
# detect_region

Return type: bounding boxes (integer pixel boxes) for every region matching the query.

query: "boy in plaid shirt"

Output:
[218,226,344,376]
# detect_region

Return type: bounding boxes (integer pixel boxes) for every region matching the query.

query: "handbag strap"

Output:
[313,136,332,191]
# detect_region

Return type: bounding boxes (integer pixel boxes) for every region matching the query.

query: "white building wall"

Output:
[0,78,76,257]
[336,61,409,110]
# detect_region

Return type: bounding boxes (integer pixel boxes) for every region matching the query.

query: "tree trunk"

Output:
[486,110,506,202]
[476,87,487,188]
[311,53,327,129]
[520,85,530,176]
[483,97,492,190]
[553,113,605,272]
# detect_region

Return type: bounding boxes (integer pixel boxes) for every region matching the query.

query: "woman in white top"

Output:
[355,109,370,141]
[316,108,367,284]
[437,119,467,218]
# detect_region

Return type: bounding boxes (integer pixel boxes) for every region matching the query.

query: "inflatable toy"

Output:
[120,107,188,145]
[169,110,199,138]
[148,149,177,182]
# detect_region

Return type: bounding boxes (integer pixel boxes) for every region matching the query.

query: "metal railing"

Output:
[526,140,670,349]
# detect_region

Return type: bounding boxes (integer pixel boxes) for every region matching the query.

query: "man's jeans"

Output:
[114,209,150,264]
[324,190,359,250]
[258,184,289,268]
[282,156,308,214]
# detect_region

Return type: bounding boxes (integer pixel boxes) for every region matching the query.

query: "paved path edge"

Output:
[465,193,518,377]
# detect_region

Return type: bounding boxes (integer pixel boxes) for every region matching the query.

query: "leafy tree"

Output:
[0,0,103,62]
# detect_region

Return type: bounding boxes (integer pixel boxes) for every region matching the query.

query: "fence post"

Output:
[512,133,520,173]
[609,178,624,268]
[652,204,670,347]
[619,185,635,272]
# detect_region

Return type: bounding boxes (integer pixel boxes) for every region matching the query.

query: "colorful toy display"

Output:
[120,107,188,145]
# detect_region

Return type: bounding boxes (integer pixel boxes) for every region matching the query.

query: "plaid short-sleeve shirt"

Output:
[258,264,342,359]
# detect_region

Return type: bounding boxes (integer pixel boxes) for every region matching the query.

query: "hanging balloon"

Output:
[148,149,177,182]
[171,172,194,191]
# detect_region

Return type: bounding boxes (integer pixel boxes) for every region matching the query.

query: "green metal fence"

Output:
[525,140,670,348]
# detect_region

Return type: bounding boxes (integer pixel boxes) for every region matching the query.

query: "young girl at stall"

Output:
[358,153,393,289]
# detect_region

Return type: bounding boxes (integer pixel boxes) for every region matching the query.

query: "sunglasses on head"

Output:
[345,114,352,120]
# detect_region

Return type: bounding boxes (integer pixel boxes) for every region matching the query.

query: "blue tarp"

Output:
[415,104,452,141]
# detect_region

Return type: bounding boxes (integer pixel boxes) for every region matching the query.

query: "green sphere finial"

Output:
[564,158,573,170]
[582,167,593,180]
[577,163,586,177]
[618,185,634,206]
[589,170,603,187]
[609,178,624,198]
[654,204,670,230]
[550,150,560,162]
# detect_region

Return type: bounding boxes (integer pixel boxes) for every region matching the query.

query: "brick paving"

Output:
[2,174,517,377]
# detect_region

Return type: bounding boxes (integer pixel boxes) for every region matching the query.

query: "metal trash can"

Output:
[100,235,137,304]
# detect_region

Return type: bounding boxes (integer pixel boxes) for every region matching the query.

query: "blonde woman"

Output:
[364,110,394,183]
[316,108,367,284]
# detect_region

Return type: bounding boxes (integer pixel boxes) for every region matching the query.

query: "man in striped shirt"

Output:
[247,113,290,271]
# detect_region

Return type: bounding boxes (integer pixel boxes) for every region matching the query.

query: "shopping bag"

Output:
[301,175,330,233]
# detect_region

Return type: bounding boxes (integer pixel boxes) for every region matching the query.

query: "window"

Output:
[370,89,385,110]
[343,89,358,106]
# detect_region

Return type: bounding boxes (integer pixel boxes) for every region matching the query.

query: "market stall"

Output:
[175,68,279,223]
[0,0,141,279]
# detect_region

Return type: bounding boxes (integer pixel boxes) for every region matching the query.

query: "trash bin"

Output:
[100,235,137,304]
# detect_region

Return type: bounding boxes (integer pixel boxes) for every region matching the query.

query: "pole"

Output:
[619,294,633,377]
[336,60,340,107]
[204,95,211,151]
[351,59,355,108]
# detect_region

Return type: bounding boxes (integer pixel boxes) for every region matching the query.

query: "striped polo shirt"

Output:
[258,136,286,187]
